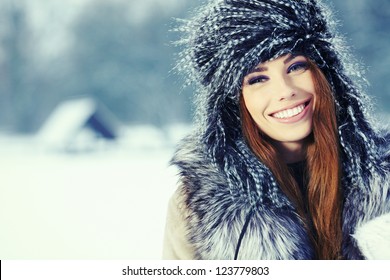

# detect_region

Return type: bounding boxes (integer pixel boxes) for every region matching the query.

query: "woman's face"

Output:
[242,54,316,151]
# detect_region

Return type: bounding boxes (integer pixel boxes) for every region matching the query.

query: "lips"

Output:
[269,99,312,122]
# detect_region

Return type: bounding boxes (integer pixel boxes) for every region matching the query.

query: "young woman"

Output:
[163,0,390,260]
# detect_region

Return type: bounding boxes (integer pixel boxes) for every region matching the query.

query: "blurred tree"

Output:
[325,0,390,112]
[0,1,67,133]
[68,0,193,126]
[0,0,387,133]
[0,2,33,132]
[361,0,390,109]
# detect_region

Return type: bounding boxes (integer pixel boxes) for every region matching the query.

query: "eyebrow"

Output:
[249,54,301,73]
[283,54,297,64]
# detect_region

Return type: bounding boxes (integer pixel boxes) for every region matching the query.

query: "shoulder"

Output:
[170,133,229,194]
[351,128,390,258]
[162,186,197,260]
[170,133,212,171]
[167,185,190,220]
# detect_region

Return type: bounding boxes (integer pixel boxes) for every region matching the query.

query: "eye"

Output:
[287,61,309,74]
[247,75,269,85]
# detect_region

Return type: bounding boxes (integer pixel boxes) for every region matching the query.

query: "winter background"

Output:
[0,0,389,259]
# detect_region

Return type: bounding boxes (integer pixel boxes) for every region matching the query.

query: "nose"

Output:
[275,76,296,101]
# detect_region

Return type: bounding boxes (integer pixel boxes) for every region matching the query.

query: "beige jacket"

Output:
[162,188,196,259]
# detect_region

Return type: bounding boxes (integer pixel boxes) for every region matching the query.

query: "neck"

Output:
[272,140,307,164]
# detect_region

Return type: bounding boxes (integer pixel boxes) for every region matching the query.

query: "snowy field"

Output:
[0,132,181,259]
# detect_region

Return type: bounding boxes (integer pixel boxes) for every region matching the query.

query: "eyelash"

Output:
[247,61,309,85]
[287,61,309,73]
[248,75,268,85]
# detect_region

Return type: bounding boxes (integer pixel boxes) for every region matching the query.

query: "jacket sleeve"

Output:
[162,187,197,260]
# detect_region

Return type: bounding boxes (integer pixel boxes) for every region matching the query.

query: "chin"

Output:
[273,127,313,143]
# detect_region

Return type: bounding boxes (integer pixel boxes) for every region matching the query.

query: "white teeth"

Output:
[272,104,305,119]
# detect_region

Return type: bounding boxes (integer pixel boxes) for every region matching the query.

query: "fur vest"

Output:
[170,131,390,260]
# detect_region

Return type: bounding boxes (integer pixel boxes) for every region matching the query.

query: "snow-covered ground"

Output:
[0,132,180,259]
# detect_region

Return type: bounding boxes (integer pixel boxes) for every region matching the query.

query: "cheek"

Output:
[307,83,317,110]
[242,92,268,120]
[302,73,316,95]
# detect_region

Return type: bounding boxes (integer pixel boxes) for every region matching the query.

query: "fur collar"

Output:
[171,131,390,259]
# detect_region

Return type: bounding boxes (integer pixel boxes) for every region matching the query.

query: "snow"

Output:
[0,132,180,259]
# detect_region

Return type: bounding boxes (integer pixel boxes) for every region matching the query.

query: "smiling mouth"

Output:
[270,100,311,119]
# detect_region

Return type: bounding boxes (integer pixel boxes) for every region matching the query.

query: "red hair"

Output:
[240,60,343,259]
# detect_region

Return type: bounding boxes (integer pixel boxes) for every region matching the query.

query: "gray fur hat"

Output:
[174,0,383,193]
